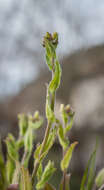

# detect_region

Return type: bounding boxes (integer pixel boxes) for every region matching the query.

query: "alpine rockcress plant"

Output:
[0,32,103,190]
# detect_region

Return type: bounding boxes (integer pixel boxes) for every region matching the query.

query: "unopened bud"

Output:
[65,105,75,117]
[34,111,39,119]
[53,32,58,40]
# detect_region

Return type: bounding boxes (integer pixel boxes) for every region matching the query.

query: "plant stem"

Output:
[51,91,55,111]
[60,168,68,190]
[32,39,57,185]
[32,120,52,184]
[62,142,67,190]
[32,78,55,184]
[21,150,28,165]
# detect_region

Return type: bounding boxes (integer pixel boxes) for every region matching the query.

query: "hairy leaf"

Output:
[39,128,57,162]
[24,128,33,152]
[6,156,15,184]
[46,53,53,71]
[46,98,55,121]
[36,161,56,190]
[95,168,104,188]
[61,142,78,171]
[58,124,69,150]
[6,134,19,161]
[37,163,43,180]
[18,114,28,136]
[43,128,57,154]
[34,144,42,159]
[64,116,74,135]
[49,60,61,93]
[12,161,21,184]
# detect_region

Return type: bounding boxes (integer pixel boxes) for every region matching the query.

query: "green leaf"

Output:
[12,161,21,184]
[64,116,74,135]
[38,128,57,163]
[46,90,56,121]
[86,151,96,190]
[46,54,53,71]
[80,145,97,190]
[43,127,57,154]
[23,128,34,167]
[16,138,24,150]
[5,134,19,161]
[34,144,42,159]
[37,163,43,180]
[20,166,32,190]
[49,60,61,93]
[24,128,33,152]
[58,124,69,150]
[61,142,78,171]
[6,156,15,184]
[34,144,41,159]
[18,114,28,136]
[23,152,31,168]
[36,161,56,190]
[95,168,104,188]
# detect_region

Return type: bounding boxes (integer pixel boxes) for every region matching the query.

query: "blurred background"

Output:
[1,0,104,189]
